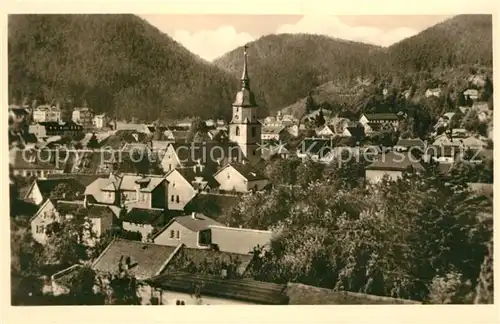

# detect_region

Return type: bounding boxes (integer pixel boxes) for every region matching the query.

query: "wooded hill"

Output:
[8,14,492,122]
[8,14,238,121]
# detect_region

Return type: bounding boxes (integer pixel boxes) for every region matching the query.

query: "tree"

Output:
[87,133,99,149]
[187,118,207,142]
[314,109,326,127]
[67,266,104,305]
[465,95,473,107]
[305,91,316,114]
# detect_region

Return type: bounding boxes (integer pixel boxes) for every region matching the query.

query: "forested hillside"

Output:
[387,15,493,72]
[213,34,385,112]
[8,14,238,121]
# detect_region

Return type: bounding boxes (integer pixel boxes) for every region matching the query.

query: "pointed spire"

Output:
[241,44,250,89]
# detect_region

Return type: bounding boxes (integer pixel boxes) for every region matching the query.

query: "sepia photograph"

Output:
[6,8,494,310]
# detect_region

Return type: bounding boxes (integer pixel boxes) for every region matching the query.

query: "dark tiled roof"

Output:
[285,283,420,304]
[224,163,268,181]
[363,113,399,121]
[172,213,223,232]
[209,226,274,255]
[27,178,87,201]
[162,247,254,275]
[395,138,426,149]
[91,238,177,280]
[121,208,164,225]
[184,193,241,218]
[169,142,246,167]
[10,149,66,170]
[54,201,115,219]
[365,151,424,172]
[45,174,101,187]
[147,272,289,305]
[176,167,219,189]
[424,145,458,157]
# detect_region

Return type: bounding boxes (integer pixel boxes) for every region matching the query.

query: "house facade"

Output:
[93,114,107,129]
[359,113,399,134]
[32,105,62,123]
[261,126,286,141]
[121,208,165,242]
[153,213,223,249]
[213,163,269,193]
[72,107,95,126]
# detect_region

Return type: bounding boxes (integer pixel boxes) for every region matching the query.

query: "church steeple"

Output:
[241,44,250,90]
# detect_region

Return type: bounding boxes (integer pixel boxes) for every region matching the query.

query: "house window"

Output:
[235,126,240,136]
[170,230,175,238]
[171,195,174,202]
[176,230,180,239]
[176,195,180,203]
[36,225,45,234]
[172,183,176,188]
[176,300,185,305]
[227,174,230,179]
[253,149,256,155]
[251,127,256,137]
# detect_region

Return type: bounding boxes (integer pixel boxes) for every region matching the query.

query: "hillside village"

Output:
[9,15,493,306]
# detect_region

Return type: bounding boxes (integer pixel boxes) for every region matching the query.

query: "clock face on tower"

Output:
[234,115,239,120]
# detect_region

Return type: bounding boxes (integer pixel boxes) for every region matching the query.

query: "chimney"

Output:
[191,212,196,220]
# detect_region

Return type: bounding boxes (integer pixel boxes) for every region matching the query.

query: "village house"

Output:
[315,124,336,137]
[471,101,491,122]
[463,88,479,101]
[261,126,286,142]
[51,237,421,305]
[423,145,458,164]
[296,138,332,162]
[358,113,400,134]
[393,138,426,153]
[458,106,471,115]
[153,213,223,249]
[159,142,245,173]
[29,121,84,140]
[72,107,95,127]
[425,88,441,98]
[92,114,107,129]
[207,129,229,142]
[165,166,218,211]
[365,151,424,184]
[9,148,66,179]
[286,124,304,137]
[213,162,269,193]
[121,208,165,242]
[260,143,291,161]
[30,199,115,245]
[454,136,488,150]
[32,104,62,123]
[9,106,30,124]
[23,177,92,205]
[84,173,168,210]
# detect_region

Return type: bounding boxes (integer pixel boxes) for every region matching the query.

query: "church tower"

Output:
[229,45,261,164]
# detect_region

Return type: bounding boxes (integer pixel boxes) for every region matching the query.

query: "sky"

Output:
[140,15,454,61]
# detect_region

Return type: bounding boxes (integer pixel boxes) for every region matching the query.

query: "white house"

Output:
[213,162,269,193]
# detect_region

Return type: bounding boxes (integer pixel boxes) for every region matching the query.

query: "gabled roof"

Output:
[54,201,115,219]
[209,225,274,255]
[101,174,165,192]
[121,208,164,225]
[167,142,246,168]
[10,148,66,170]
[424,145,458,158]
[147,272,289,305]
[162,247,254,275]
[215,163,268,181]
[91,238,178,280]
[365,151,424,172]
[25,177,88,202]
[394,138,426,150]
[286,283,420,305]
[262,126,286,134]
[174,167,219,189]
[362,113,399,121]
[157,213,223,235]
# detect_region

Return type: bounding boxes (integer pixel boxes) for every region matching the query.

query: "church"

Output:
[228,44,262,165]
